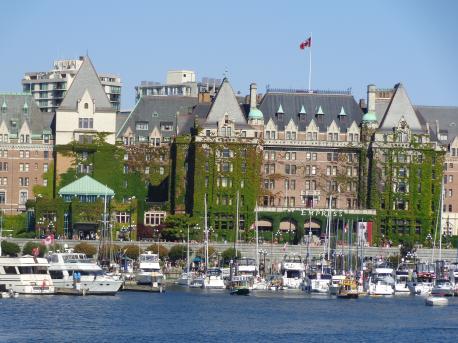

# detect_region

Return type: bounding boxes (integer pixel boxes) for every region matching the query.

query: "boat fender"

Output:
[41,279,47,289]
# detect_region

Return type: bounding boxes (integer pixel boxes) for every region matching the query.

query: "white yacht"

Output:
[394,270,410,294]
[135,252,164,287]
[0,256,55,294]
[408,262,435,296]
[308,266,332,294]
[280,255,305,290]
[368,267,395,296]
[448,262,458,296]
[431,279,454,297]
[46,251,122,295]
[203,268,225,289]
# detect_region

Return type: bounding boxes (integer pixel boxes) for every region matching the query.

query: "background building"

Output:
[135,70,221,102]
[22,57,122,112]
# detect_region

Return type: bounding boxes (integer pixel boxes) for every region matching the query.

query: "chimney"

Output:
[367,84,376,113]
[359,98,367,111]
[436,119,440,138]
[426,122,430,134]
[250,83,257,108]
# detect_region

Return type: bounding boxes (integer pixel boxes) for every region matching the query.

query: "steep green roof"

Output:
[58,175,115,196]
[248,107,263,119]
[362,111,377,122]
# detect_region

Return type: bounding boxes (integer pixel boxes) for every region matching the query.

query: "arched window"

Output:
[84,103,89,109]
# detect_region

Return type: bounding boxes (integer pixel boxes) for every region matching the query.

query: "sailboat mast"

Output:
[255,206,259,276]
[235,191,239,258]
[439,178,444,261]
[204,194,208,272]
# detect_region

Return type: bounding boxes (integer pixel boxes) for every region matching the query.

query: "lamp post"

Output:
[128,196,136,241]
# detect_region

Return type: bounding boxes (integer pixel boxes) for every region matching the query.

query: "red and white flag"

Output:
[283,242,288,252]
[42,234,55,246]
[299,37,312,49]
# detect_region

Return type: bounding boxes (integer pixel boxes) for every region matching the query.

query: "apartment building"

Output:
[22,57,122,112]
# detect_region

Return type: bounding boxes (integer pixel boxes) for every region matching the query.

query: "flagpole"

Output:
[308,32,312,93]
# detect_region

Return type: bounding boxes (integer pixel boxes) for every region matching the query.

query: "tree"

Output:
[1,240,20,256]
[168,244,188,262]
[22,242,47,257]
[122,244,142,260]
[221,248,241,264]
[145,244,169,258]
[162,214,200,242]
[73,242,97,257]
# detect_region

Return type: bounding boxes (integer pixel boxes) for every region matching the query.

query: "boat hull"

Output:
[230,288,250,296]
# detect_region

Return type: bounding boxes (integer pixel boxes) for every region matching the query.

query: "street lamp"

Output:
[128,196,136,241]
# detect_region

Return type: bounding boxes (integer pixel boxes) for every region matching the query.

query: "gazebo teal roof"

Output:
[58,175,115,197]
[248,107,264,119]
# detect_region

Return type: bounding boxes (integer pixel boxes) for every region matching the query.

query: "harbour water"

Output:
[1,288,458,342]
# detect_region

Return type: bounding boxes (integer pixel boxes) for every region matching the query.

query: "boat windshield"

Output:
[286,270,302,278]
[237,258,256,266]
[207,269,222,276]
[284,256,302,263]
[62,254,90,263]
[140,254,159,263]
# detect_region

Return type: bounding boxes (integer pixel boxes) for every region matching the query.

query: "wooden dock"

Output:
[122,281,164,293]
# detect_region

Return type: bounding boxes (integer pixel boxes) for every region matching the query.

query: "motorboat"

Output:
[135,251,164,288]
[368,267,394,296]
[177,268,194,286]
[329,274,346,295]
[425,296,448,306]
[408,262,435,296]
[0,256,55,294]
[280,255,305,290]
[203,268,225,289]
[448,262,458,296]
[47,252,122,295]
[431,279,454,297]
[394,270,410,294]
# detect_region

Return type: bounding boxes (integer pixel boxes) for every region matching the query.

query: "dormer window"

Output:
[23,103,28,115]
[1,101,7,114]
[338,106,347,123]
[84,103,89,109]
[298,105,307,122]
[276,104,284,122]
[224,115,229,124]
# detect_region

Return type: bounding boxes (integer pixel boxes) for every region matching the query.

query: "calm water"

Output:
[1,288,458,342]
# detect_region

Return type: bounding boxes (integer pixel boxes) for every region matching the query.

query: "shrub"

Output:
[196,245,216,258]
[168,245,188,262]
[22,241,47,257]
[145,244,169,258]
[1,240,20,256]
[73,242,97,257]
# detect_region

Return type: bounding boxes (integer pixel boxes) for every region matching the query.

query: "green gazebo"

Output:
[58,175,115,239]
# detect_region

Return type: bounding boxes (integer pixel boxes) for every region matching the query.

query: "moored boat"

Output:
[47,251,122,295]
[425,296,448,306]
[337,277,359,299]
[0,256,55,294]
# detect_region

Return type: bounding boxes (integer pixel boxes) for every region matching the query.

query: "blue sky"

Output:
[1,0,457,110]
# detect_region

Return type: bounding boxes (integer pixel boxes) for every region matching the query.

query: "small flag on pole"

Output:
[300,37,312,49]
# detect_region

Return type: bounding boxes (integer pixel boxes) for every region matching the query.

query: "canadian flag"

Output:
[42,234,55,246]
[300,37,312,49]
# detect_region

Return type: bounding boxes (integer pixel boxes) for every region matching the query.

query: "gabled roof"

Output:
[258,91,363,131]
[415,105,458,143]
[0,93,52,135]
[58,175,115,196]
[59,56,112,112]
[117,96,197,138]
[379,83,423,132]
[204,78,247,125]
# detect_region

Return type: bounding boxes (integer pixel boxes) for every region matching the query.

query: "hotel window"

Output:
[305,180,310,190]
[264,152,269,160]
[326,166,331,176]
[449,205,453,212]
[449,189,453,197]
[159,167,164,175]
[44,163,48,172]
[78,118,93,129]
[311,165,317,175]
[144,211,166,226]
[0,162,7,171]
[1,177,6,185]
[43,179,47,186]
[19,164,24,172]
[44,151,49,159]
[306,152,311,161]
[0,191,5,204]
[270,152,276,160]
[19,150,24,158]
[285,164,296,175]
[136,122,149,130]
[145,167,150,174]
[115,211,131,224]
[19,191,28,205]
[449,175,453,183]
